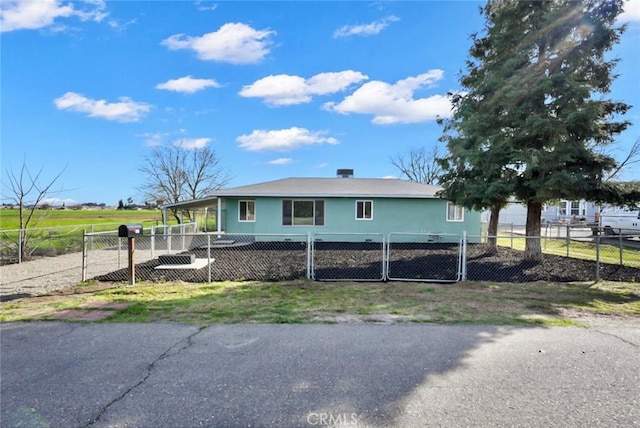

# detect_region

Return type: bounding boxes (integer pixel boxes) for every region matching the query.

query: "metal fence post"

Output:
[82,230,88,282]
[461,231,468,281]
[306,232,312,279]
[207,234,211,283]
[18,229,23,264]
[382,235,389,281]
[181,223,186,251]
[595,234,601,281]
[566,225,570,258]
[618,232,623,266]
[151,227,155,258]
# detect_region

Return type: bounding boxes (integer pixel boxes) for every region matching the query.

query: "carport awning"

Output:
[162,196,220,211]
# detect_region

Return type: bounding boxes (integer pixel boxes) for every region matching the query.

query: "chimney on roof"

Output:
[336,169,354,178]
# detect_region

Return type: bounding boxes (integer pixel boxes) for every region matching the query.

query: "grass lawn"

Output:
[2,280,638,326]
[497,236,640,268]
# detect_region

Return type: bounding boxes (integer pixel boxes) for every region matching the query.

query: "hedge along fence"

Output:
[82,230,640,284]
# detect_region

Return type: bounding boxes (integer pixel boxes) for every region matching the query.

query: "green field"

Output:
[0,209,165,230]
[0,209,179,262]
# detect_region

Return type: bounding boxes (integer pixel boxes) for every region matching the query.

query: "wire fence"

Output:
[0,223,126,265]
[312,233,385,281]
[0,222,197,265]
[387,233,463,282]
[82,229,639,284]
[1,226,638,299]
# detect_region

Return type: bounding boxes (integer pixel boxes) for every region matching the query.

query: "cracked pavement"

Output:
[1,322,638,427]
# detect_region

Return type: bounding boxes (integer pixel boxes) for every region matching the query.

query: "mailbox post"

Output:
[118,224,143,285]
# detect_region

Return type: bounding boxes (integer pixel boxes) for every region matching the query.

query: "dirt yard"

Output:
[89,242,639,283]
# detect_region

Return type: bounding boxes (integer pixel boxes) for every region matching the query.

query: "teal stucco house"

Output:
[163,170,482,240]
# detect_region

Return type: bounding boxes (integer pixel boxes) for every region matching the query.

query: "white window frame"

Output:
[446,202,464,222]
[355,200,373,220]
[238,200,255,222]
[559,200,584,217]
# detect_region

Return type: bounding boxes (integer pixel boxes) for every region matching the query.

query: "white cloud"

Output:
[161,22,274,64]
[333,15,399,38]
[54,92,151,122]
[618,0,640,23]
[174,138,211,149]
[323,70,454,124]
[107,17,137,31]
[138,132,168,147]
[239,70,368,106]
[1,0,107,32]
[236,127,339,152]
[156,76,221,94]
[73,0,107,23]
[194,1,217,12]
[266,158,294,166]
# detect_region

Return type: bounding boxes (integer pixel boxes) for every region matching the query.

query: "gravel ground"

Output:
[0,250,156,301]
[0,253,85,300]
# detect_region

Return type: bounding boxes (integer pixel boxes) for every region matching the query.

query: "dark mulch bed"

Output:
[466,246,638,282]
[92,242,639,283]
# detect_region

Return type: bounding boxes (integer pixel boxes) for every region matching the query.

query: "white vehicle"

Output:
[600,207,640,235]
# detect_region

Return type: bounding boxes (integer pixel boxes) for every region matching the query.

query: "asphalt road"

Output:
[1,323,639,428]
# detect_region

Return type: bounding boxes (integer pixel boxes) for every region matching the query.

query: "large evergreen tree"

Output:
[439,0,631,261]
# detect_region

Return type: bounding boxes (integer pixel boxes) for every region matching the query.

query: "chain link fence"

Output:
[470,227,639,282]
[387,233,463,282]
[2,226,638,299]
[83,229,638,284]
[84,232,310,283]
[311,233,385,281]
[0,223,134,265]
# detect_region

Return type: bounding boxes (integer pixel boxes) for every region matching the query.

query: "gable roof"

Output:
[163,177,442,210]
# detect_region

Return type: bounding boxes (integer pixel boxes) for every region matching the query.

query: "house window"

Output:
[239,200,255,222]
[559,200,582,217]
[356,200,373,220]
[282,200,325,226]
[447,202,464,222]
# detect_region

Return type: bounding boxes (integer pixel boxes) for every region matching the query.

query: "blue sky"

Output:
[2,0,639,206]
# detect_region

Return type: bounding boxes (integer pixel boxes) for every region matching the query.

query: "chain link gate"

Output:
[387,233,463,282]
[312,233,386,281]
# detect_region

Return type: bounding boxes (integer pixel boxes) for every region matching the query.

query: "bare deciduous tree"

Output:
[138,144,231,222]
[605,137,640,182]
[2,160,66,262]
[390,146,443,185]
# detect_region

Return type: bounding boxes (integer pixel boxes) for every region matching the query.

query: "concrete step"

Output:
[158,254,196,265]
